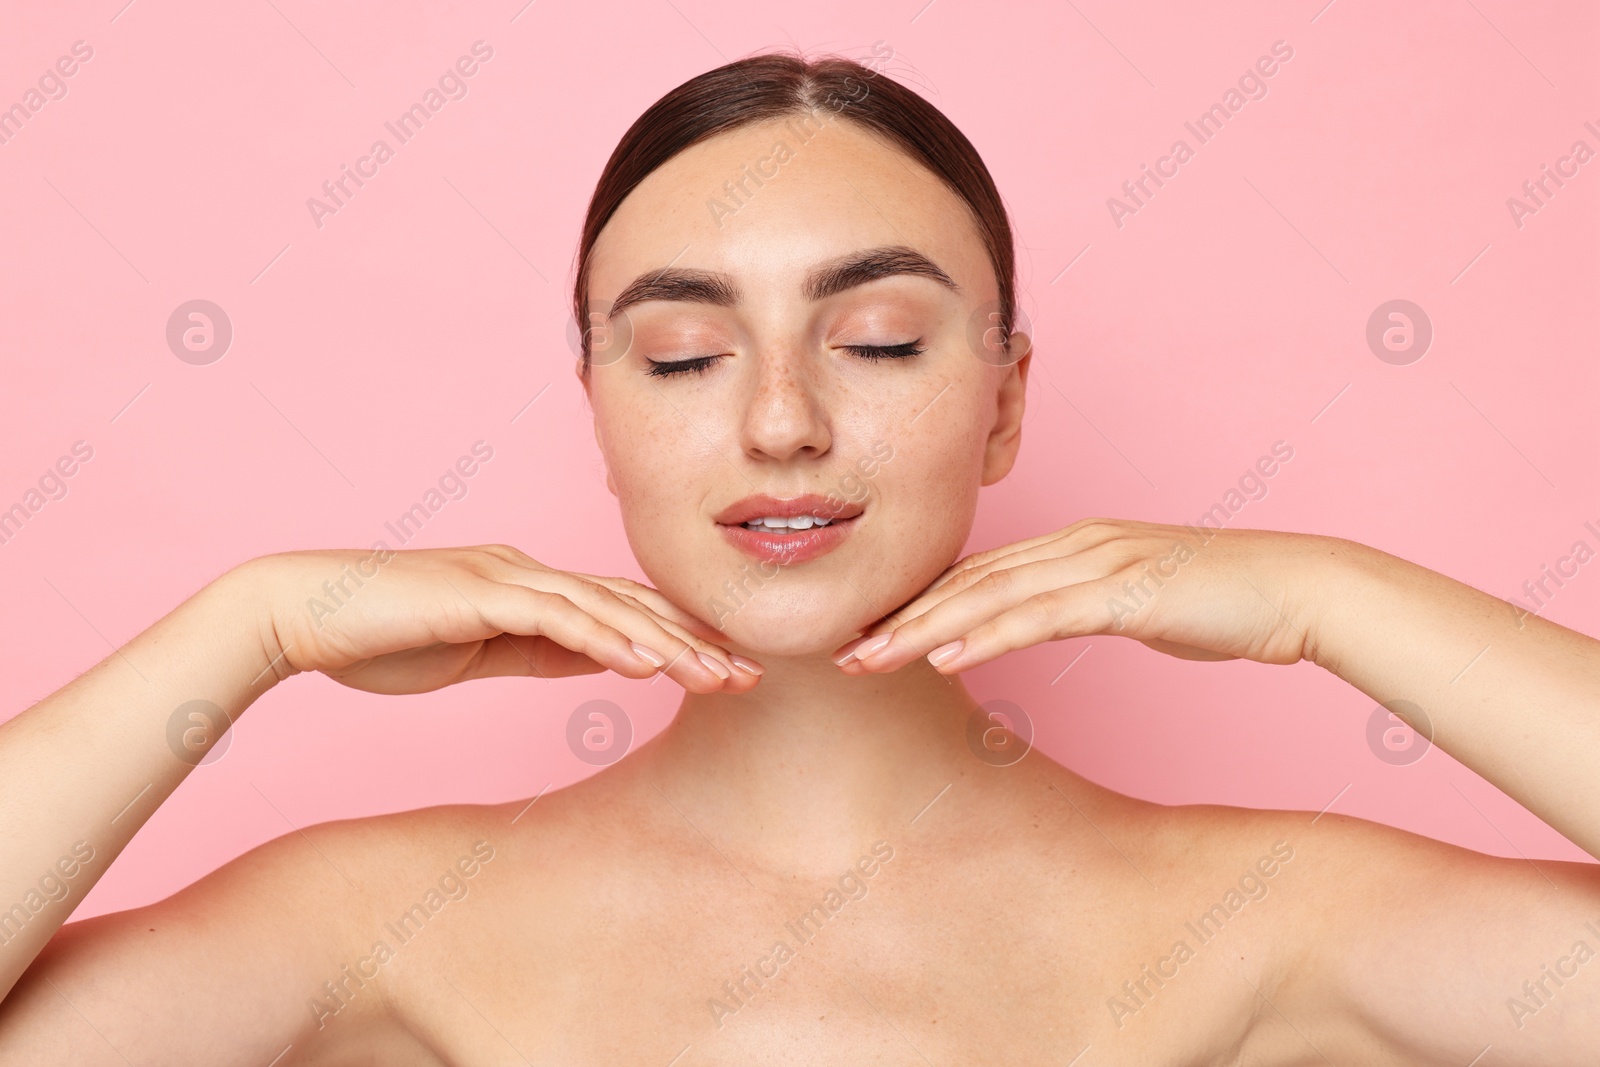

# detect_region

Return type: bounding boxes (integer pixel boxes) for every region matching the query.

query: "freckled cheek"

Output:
[608,453,702,592]
[600,396,685,477]
[888,410,986,496]
[610,438,682,515]
[873,417,987,554]
[603,420,724,560]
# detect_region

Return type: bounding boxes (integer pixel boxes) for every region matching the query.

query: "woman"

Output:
[2,49,1597,1064]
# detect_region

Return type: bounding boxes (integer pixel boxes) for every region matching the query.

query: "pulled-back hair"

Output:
[571,48,1019,375]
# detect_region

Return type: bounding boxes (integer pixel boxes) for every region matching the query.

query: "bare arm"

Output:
[0,544,757,1057]
[1258,811,1600,1065]
[0,564,281,999]
[843,521,1600,858]
[1304,537,1600,861]
[829,518,1600,1056]
[1259,541,1600,1061]
[0,814,422,1065]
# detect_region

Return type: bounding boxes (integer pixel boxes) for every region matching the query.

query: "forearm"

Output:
[0,562,283,999]
[1305,537,1600,858]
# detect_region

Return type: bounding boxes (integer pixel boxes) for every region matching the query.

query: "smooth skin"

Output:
[2,111,1598,1064]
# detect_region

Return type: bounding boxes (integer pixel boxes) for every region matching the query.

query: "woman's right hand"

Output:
[246,544,761,695]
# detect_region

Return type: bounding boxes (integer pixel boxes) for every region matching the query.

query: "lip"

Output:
[713,493,865,526]
[714,493,864,565]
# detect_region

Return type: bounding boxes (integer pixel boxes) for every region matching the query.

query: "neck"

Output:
[637,652,980,872]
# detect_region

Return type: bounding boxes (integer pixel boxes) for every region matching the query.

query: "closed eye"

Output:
[643,339,926,379]
[842,339,926,361]
[645,354,720,378]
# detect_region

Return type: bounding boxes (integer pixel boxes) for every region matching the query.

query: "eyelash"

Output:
[644,339,927,379]
[847,339,927,361]
[644,355,718,379]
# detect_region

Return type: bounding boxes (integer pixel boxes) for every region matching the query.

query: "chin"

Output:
[693,597,863,659]
[637,532,960,660]
[684,566,921,659]
[717,619,854,658]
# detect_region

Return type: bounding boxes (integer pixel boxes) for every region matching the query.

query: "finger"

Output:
[921,529,1071,594]
[925,522,1137,600]
[576,579,732,646]
[596,589,761,688]
[447,578,675,682]
[846,545,1127,672]
[561,573,762,684]
[915,519,1127,602]
[523,574,751,689]
[463,562,731,689]
[832,554,1057,669]
[847,523,1128,649]
[922,586,1109,674]
[574,574,731,645]
[451,556,748,687]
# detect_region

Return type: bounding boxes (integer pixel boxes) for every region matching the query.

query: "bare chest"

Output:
[388,846,1267,1066]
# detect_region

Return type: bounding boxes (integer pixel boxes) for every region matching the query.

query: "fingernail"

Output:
[630,642,665,667]
[855,633,894,659]
[832,638,866,666]
[730,655,764,676]
[928,639,965,667]
[696,650,731,679]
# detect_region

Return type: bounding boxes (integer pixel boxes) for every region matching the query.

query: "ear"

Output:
[980,333,1031,487]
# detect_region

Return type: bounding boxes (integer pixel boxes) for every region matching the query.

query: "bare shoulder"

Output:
[1011,750,1540,888]
[1070,786,1600,1064]
[1010,753,1314,886]
[0,801,504,1065]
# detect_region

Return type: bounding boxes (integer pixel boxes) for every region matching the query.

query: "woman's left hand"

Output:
[833,518,1343,674]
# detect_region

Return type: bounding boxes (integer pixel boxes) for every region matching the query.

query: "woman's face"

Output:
[581,112,1030,658]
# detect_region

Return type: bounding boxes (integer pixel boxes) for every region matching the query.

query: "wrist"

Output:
[213,556,301,688]
[1298,535,1384,677]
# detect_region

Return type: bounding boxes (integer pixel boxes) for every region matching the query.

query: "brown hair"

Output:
[572,48,1020,376]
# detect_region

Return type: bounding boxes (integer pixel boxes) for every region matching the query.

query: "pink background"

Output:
[1,0,1595,922]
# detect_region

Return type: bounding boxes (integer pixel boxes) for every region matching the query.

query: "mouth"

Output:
[714,493,864,565]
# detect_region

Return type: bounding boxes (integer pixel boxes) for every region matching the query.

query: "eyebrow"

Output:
[604,244,960,320]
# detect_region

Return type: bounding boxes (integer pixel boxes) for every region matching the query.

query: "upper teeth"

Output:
[743,515,833,529]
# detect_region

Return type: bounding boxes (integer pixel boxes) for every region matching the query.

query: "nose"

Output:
[738,345,832,463]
